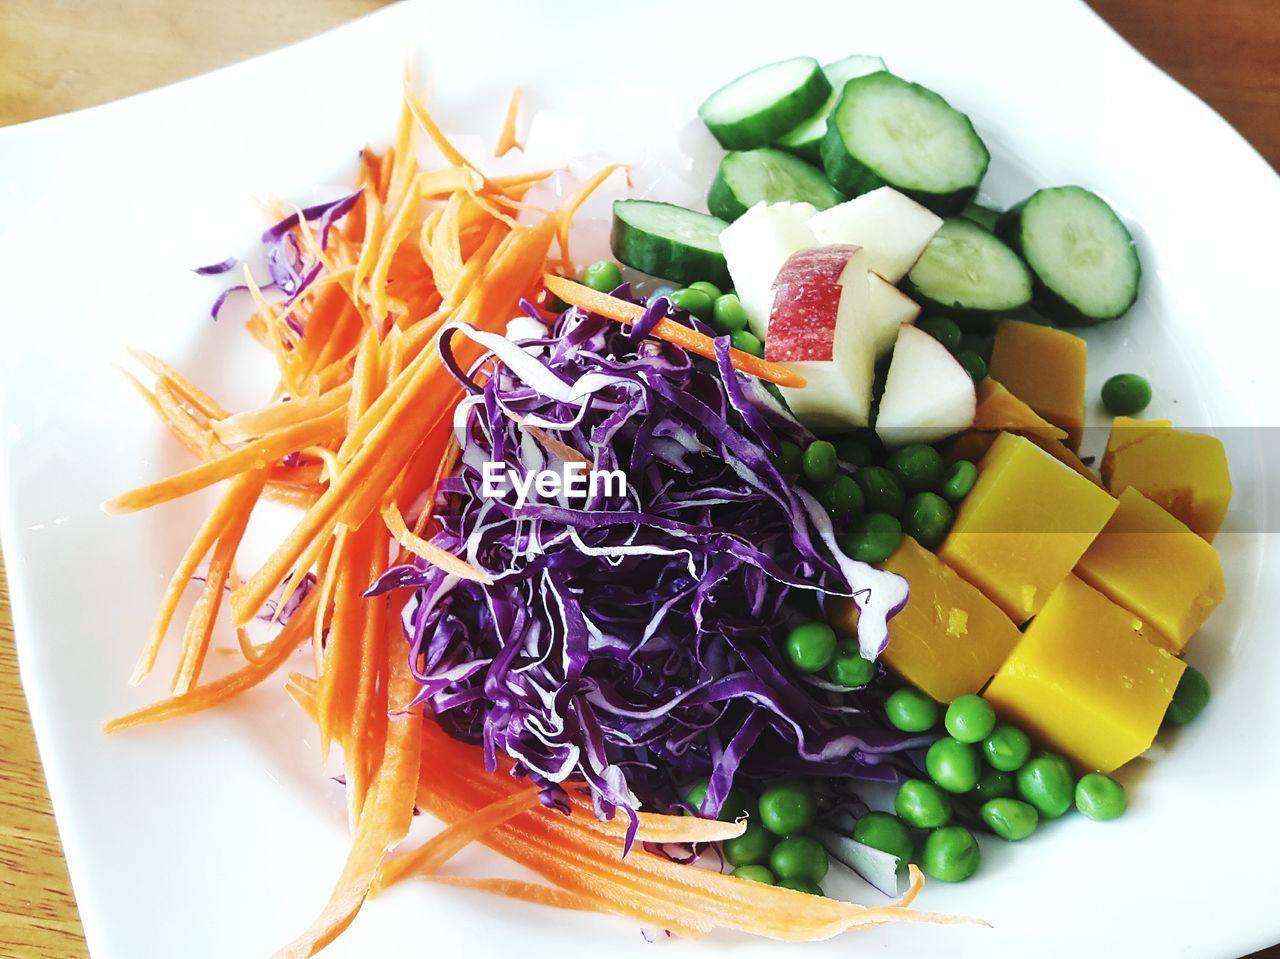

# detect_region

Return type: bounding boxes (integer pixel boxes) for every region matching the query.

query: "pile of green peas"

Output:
[686,778,829,894]
[860,689,1135,882]
[916,316,993,383]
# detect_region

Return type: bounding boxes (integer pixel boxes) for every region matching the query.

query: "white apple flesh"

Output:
[876,324,976,446]
[719,200,820,338]
[766,245,875,429]
[807,187,943,283]
[867,274,921,359]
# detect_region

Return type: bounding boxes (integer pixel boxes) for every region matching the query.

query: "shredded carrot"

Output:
[406,875,598,914]
[555,163,627,273]
[543,274,807,389]
[495,87,523,157]
[381,502,493,584]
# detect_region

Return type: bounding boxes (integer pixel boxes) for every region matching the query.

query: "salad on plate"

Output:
[103,54,1230,957]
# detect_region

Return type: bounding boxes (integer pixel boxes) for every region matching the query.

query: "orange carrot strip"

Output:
[382,502,493,584]
[402,80,475,173]
[269,638,423,959]
[103,406,346,515]
[542,275,806,389]
[555,164,626,272]
[495,87,523,157]
[171,469,268,694]
[126,348,229,420]
[212,388,351,444]
[105,589,319,732]
[153,382,226,461]
[409,876,597,914]
[376,787,541,891]
[345,564,395,827]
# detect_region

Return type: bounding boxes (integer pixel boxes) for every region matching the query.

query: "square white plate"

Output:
[3,2,1279,957]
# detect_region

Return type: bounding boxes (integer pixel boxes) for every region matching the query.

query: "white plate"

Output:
[2,1,1279,956]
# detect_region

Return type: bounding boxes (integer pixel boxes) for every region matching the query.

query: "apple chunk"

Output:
[808,187,943,283]
[766,245,874,429]
[876,325,976,446]
[868,274,921,359]
[719,200,820,339]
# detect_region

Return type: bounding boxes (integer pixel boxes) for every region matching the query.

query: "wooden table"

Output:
[0,2,1275,956]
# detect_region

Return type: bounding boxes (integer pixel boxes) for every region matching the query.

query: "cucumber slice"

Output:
[821,72,990,215]
[707,148,844,222]
[775,54,888,161]
[998,187,1140,326]
[904,217,1032,320]
[699,57,831,150]
[610,200,730,288]
[961,203,1001,232]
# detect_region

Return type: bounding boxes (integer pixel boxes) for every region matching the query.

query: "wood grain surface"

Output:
[0,2,1275,957]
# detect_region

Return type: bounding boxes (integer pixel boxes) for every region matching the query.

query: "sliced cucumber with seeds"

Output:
[821,72,989,215]
[610,200,730,288]
[905,217,1032,321]
[998,186,1140,326]
[707,148,845,222]
[961,203,1001,232]
[775,54,888,161]
[699,57,831,150]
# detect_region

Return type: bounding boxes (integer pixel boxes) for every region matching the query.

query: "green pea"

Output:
[957,333,992,362]
[944,695,996,744]
[895,778,953,829]
[1016,754,1075,819]
[683,779,747,821]
[732,864,776,885]
[688,280,722,301]
[758,781,816,836]
[926,737,982,794]
[841,512,902,564]
[769,835,829,882]
[1165,665,1211,726]
[982,723,1032,772]
[1101,373,1152,416]
[831,434,873,468]
[581,260,622,293]
[1075,773,1127,822]
[802,440,839,483]
[771,440,804,476]
[852,812,914,867]
[955,350,988,382]
[980,798,1039,841]
[668,286,713,319]
[939,460,978,502]
[884,687,939,733]
[777,877,824,896]
[730,329,764,357]
[971,767,1014,803]
[785,622,837,674]
[826,639,876,687]
[921,825,981,882]
[886,444,945,493]
[855,466,905,515]
[816,474,865,518]
[902,492,954,550]
[711,293,750,334]
[917,316,963,352]
[724,820,775,866]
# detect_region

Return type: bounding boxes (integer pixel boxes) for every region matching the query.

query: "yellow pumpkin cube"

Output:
[988,319,1088,450]
[937,432,1118,623]
[831,536,1020,703]
[984,574,1185,772]
[1101,419,1231,541]
[1075,487,1224,653]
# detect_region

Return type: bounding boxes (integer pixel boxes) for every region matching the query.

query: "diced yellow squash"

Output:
[831,536,1020,703]
[945,379,1099,484]
[1075,487,1224,653]
[985,574,1185,772]
[1100,418,1231,541]
[988,319,1088,451]
[938,432,1118,623]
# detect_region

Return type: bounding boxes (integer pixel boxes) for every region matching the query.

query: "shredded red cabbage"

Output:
[192,256,236,276]
[369,294,915,846]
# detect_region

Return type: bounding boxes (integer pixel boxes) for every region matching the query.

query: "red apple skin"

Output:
[764,245,860,363]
